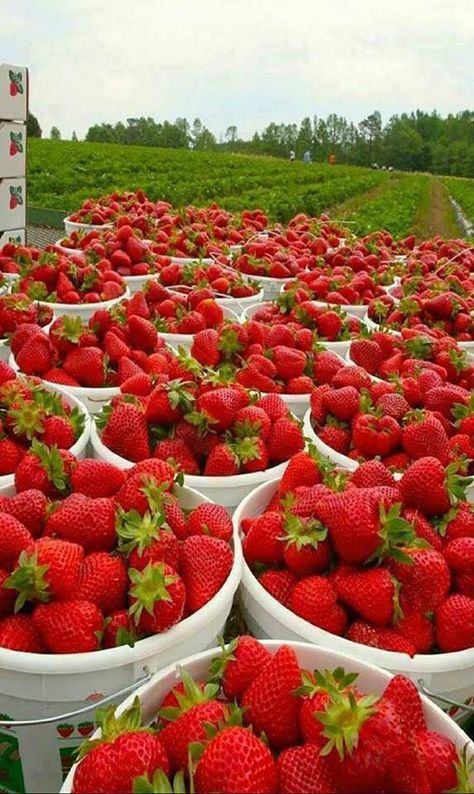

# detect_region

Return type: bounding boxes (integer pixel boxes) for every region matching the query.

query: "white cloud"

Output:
[0,0,473,138]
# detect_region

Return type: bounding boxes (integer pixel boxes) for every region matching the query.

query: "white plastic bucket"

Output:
[123,273,159,295]
[9,354,120,416]
[168,256,214,265]
[0,382,91,494]
[235,479,474,724]
[0,483,242,794]
[53,241,86,260]
[60,639,474,793]
[63,218,113,235]
[35,287,130,322]
[89,419,291,511]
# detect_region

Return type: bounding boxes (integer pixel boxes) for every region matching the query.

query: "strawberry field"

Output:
[0,182,473,792]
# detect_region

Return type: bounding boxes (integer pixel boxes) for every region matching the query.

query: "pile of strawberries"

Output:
[0,454,234,654]
[281,266,394,307]
[308,359,474,471]
[348,329,474,388]
[0,368,85,474]
[97,386,304,473]
[70,637,472,794]
[190,321,346,395]
[367,292,474,341]
[241,449,474,656]
[156,259,262,300]
[11,312,185,388]
[123,283,229,336]
[0,292,53,340]
[0,241,44,275]
[250,297,364,341]
[9,248,127,305]
[57,223,163,277]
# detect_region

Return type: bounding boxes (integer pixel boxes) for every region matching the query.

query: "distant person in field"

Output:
[303,150,311,163]
[289,150,296,162]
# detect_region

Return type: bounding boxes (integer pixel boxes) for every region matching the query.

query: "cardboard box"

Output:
[0,228,25,247]
[0,178,26,230]
[0,122,26,178]
[0,64,28,122]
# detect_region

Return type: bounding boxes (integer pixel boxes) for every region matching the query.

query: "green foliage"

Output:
[27,112,42,138]
[444,178,474,227]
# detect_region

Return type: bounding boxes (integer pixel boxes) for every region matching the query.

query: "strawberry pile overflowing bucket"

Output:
[0,485,242,793]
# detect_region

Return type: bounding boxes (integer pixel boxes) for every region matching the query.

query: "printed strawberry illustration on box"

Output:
[9,131,23,157]
[56,723,74,738]
[9,185,23,210]
[78,721,94,737]
[8,71,23,97]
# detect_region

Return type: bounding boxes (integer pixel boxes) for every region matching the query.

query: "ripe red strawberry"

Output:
[242,511,284,566]
[277,744,336,794]
[33,599,103,654]
[194,726,278,794]
[45,494,116,552]
[0,437,25,475]
[435,594,474,652]
[209,635,272,700]
[186,503,233,542]
[160,698,228,773]
[232,405,272,440]
[103,330,130,363]
[1,494,46,546]
[272,346,306,379]
[394,603,435,653]
[153,438,199,474]
[190,328,221,366]
[203,442,239,475]
[319,488,414,565]
[400,457,470,516]
[127,315,158,352]
[281,512,330,577]
[103,609,136,649]
[382,675,426,735]
[0,613,45,652]
[350,460,395,488]
[76,552,128,615]
[444,536,474,573]
[255,392,288,420]
[234,435,269,472]
[350,338,383,374]
[259,569,296,606]
[323,386,360,421]
[290,576,347,634]
[15,332,55,375]
[278,448,325,493]
[352,413,401,457]
[332,366,371,389]
[390,548,451,611]
[0,511,33,569]
[179,535,233,613]
[267,416,304,462]
[0,568,17,617]
[241,644,302,749]
[194,387,247,432]
[318,422,351,454]
[416,730,464,793]
[347,620,417,655]
[117,509,179,571]
[443,502,474,541]
[145,380,195,424]
[63,346,107,387]
[401,411,450,464]
[6,536,83,607]
[100,401,151,462]
[70,458,126,497]
[333,567,398,626]
[376,392,410,421]
[129,562,185,633]
[14,442,75,497]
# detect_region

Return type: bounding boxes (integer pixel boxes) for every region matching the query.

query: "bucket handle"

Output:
[418,679,474,715]
[0,667,153,727]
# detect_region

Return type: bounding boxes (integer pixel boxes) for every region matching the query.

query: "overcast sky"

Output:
[1,0,473,140]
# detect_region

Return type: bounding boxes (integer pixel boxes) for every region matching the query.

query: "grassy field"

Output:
[27,139,474,239]
[443,177,474,225]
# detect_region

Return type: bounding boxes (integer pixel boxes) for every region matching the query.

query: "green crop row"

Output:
[341,174,431,238]
[27,139,389,221]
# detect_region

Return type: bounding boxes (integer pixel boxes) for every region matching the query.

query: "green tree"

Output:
[50,126,61,140]
[71,131,78,142]
[27,112,41,137]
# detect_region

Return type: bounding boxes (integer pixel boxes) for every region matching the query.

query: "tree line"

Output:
[27,110,474,178]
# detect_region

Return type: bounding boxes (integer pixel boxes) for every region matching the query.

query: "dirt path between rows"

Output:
[410,178,461,239]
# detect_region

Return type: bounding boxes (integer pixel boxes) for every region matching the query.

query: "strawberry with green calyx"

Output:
[296,667,360,748]
[401,409,450,464]
[208,635,272,700]
[50,315,87,354]
[14,440,74,497]
[145,380,196,424]
[400,457,473,517]
[99,400,151,462]
[277,744,336,794]
[159,667,219,723]
[319,488,420,566]
[232,405,272,440]
[128,562,185,634]
[159,697,232,773]
[452,393,474,435]
[233,435,269,472]
[103,609,137,649]
[277,444,331,494]
[117,508,179,570]
[179,535,233,614]
[216,323,248,358]
[33,599,103,654]
[333,568,401,627]
[5,537,83,609]
[280,511,330,577]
